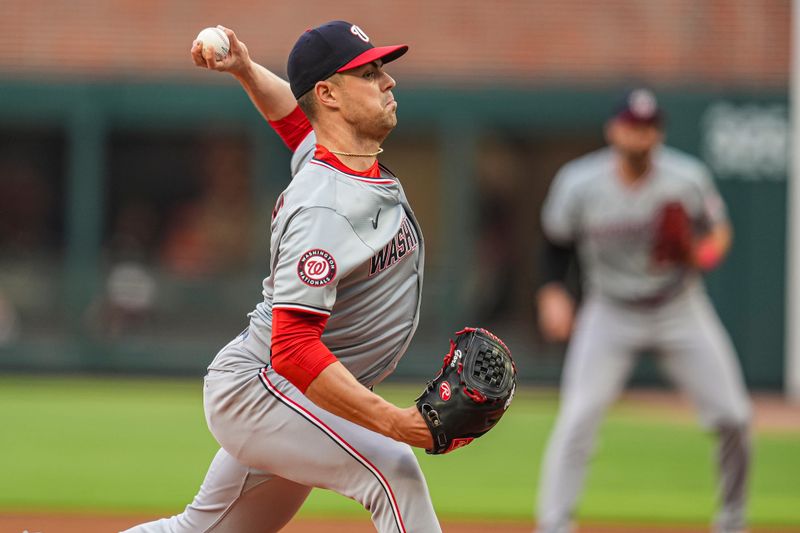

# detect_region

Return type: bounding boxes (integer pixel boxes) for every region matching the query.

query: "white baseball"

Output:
[196,27,230,61]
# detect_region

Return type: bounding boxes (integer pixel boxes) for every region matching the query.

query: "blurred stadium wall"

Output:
[0,1,790,388]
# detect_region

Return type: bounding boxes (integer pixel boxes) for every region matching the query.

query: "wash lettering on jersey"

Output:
[369,216,419,276]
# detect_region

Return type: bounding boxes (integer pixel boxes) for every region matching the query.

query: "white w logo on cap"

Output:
[350,24,370,42]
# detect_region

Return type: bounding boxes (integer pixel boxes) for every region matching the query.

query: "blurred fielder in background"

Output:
[534,89,752,533]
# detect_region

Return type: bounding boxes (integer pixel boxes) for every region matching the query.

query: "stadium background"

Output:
[0,0,790,387]
[0,0,800,533]
[0,1,797,531]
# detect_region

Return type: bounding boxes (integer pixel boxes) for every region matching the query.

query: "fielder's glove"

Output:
[652,201,694,266]
[416,327,516,454]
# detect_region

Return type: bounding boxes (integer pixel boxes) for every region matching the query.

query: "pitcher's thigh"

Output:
[230,367,439,533]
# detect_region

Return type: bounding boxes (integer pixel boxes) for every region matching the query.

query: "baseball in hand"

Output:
[196,27,230,61]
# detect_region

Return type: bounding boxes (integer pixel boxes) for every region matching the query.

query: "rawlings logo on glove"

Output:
[415,327,517,455]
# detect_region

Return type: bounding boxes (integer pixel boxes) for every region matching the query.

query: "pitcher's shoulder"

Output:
[282,161,340,211]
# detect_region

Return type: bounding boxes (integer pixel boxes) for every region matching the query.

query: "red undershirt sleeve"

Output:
[270,307,338,392]
[267,105,313,152]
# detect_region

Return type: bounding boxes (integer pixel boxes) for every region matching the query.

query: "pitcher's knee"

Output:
[360,446,427,514]
[389,447,427,484]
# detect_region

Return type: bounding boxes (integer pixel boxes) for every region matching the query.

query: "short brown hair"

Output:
[297,90,317,121]
[297,75,345,121]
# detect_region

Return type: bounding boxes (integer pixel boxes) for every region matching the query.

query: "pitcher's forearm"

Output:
[305,362,432,448]
[233,61,298,122]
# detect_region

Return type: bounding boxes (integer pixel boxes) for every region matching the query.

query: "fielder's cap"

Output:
[287,20,408,99]
[612,88,663,126]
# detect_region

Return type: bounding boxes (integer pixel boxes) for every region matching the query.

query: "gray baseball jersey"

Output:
[542,146,727,302]
[123,131,441,533]
[536,145,751,533]
[209,131,424,388]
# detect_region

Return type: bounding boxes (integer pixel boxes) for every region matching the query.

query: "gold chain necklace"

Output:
[329,147,384,157]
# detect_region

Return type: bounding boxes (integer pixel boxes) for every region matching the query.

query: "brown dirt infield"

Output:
[2,515,799,533]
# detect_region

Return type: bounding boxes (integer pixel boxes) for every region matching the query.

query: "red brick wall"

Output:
[0,0,788,86]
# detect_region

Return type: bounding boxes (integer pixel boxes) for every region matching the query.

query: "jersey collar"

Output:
[311,145,395,184]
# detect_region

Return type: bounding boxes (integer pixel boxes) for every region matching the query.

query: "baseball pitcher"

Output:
[122,20,515,533]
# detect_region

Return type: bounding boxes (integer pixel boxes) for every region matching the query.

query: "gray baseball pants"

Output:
[121,332,441,533]
[536,286,751,533]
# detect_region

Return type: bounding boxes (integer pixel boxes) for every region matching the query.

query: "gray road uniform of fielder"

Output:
[536,146,751,533]
[123,130,441,533]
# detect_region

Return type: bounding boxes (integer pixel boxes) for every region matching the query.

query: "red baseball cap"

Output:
[287,21,408,99]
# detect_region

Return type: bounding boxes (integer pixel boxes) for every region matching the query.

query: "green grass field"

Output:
[0,376,797,527]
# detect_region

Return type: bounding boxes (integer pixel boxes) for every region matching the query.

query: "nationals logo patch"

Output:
[439,381,452,401]
[297,249,337,287]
